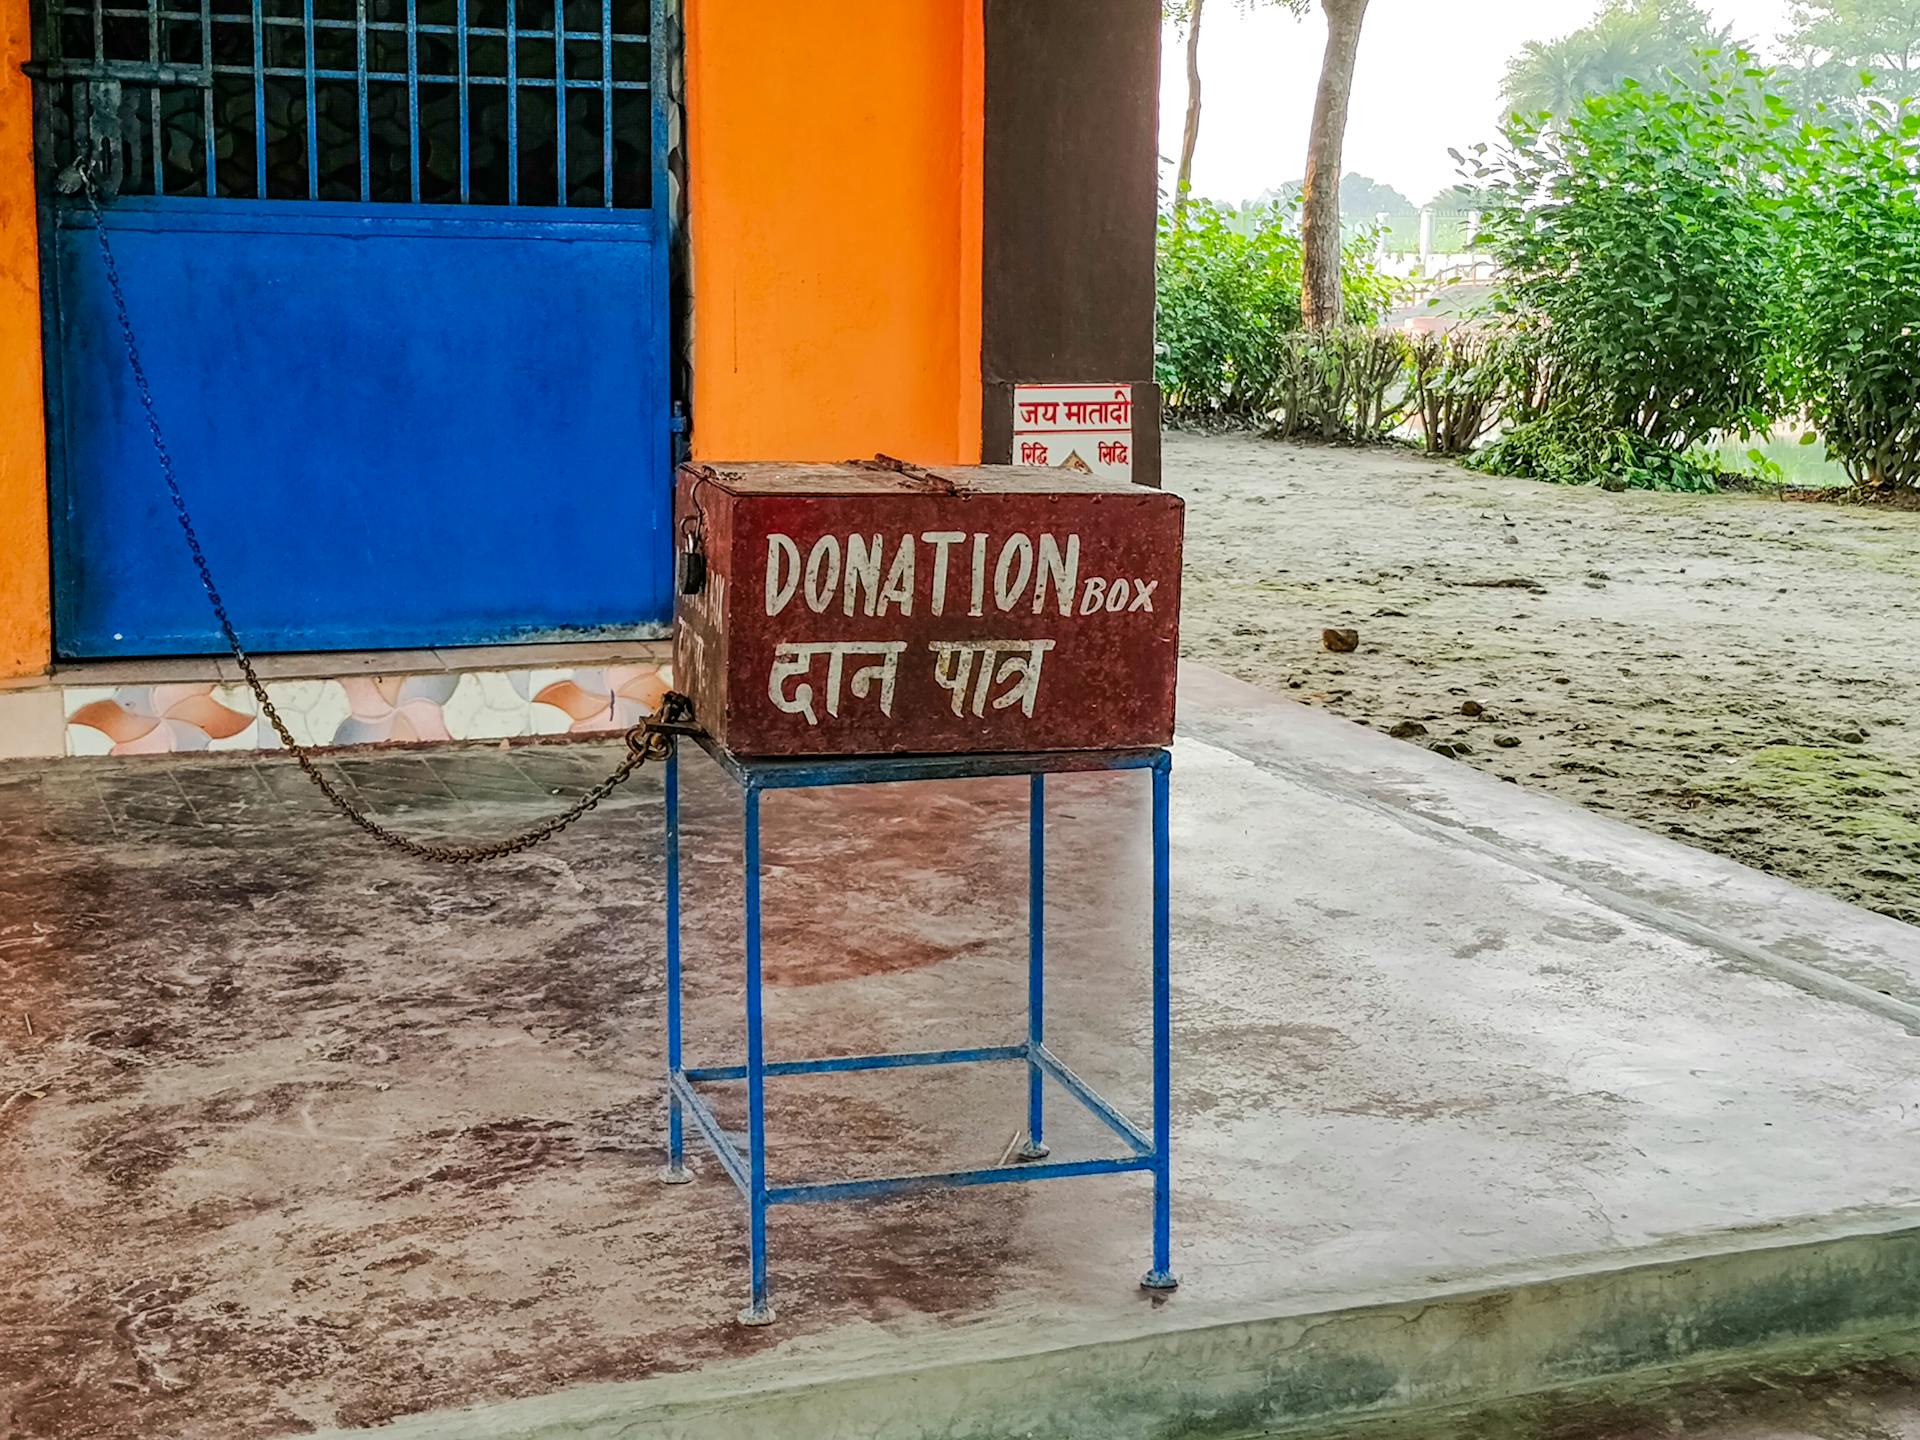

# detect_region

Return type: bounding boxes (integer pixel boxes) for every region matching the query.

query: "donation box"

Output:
[672,461,1185,757]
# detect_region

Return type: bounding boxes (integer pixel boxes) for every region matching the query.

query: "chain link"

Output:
[71,163,687,864]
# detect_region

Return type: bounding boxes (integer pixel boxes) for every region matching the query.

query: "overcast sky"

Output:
[1158,0,1798,207]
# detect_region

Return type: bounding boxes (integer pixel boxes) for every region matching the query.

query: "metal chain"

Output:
[70,163,686,865]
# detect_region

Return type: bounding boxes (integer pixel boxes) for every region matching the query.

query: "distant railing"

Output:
[1350,206,1499,283]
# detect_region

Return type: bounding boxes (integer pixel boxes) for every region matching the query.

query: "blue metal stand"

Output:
[663,735,1177,1324]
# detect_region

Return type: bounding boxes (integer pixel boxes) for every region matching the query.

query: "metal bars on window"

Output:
[33,0,654,207]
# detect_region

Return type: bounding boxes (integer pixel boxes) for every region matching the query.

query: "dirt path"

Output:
[1167,431,1920,925]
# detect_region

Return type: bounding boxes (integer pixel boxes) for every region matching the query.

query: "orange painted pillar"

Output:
[685,0,983,466]
[0,0,50,679]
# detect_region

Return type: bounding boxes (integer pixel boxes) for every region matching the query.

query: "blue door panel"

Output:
[51,200,672,658]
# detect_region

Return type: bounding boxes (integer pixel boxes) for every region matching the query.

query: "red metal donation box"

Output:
[672,462,1184,757]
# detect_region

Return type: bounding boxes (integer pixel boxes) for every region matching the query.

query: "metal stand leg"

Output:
[1142,755,1179,1292]
[662,747,692,1185]
[672,741,1176,1319]
[1019,773,1050,1160]
[739,785,777,1326]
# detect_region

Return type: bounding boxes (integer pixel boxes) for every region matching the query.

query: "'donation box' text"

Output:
[673,463,1184,757]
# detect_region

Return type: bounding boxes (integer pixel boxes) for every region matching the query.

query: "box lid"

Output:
[684,460,1165,500]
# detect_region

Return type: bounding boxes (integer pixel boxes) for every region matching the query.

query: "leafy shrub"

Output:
[1269,328,1413,443]
[1485,319,1567,427]
[1410,329,1509,454]
[1774,99,1920,490]
[1155,200,1305,422]
[1333,235,1403,335]
[1735,445,1788,487]
[1155,198,1400,424]
[1155,67,1920,492]
[1469,57,1793,477]
[1470,416,1724,491]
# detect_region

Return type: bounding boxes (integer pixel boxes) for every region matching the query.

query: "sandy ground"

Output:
[1167,431,1920,926]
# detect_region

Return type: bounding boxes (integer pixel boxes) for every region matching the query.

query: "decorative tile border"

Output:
[60,662,673,758]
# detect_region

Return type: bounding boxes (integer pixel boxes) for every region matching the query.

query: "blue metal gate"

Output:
[31,0,674,657]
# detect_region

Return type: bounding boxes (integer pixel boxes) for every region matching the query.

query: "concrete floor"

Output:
[1,665,1916,1440]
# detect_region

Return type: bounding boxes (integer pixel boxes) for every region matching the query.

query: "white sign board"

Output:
[1012,383,1134,483]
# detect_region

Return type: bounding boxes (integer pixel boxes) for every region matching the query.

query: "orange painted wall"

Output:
[0,0,986,678]
[0,0,50,678]
[686,0,983,466]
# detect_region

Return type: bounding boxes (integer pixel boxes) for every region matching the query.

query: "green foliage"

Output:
[1714,432,1851,487]
[1155,44,1920,493]
[1773,97,1920,490]
[1155,200,1307,420]
[1269,328,1414,443]
[1779,0,1920,110]
[1469,416,1726,491]
[1500,0,1739,119]
[1409,329,1509,455]
[1471,56,1792,482]
[1737,445,1788,486]
[1487,319,1568,426]
[1154,197,1400,423]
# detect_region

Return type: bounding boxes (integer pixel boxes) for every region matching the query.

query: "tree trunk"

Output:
[1300,0,1369,330]
[1176,0,1207,201]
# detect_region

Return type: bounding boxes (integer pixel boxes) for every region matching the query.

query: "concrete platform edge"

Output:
[1173,664,1920,1015]
[318,1209,1920,1440]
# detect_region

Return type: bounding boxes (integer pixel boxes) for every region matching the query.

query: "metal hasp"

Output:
[663,732,1178,1325]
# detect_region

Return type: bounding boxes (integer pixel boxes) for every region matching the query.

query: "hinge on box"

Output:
[669,403,690,465]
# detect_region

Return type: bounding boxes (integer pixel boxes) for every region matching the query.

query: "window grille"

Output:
[33,0,655,207]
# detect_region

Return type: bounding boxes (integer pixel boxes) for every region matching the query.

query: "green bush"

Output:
[1469,57,1793,480]
[1269,328,1413,443]
[1469,416,1724,491]
[1152,69,1919,493]
[1484,318,1566,428]
[1410,329,1510,455]
[1155,198,1400,424]
[1774,99,1920,491]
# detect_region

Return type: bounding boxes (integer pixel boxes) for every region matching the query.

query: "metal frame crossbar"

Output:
[663,732,1178,1325]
